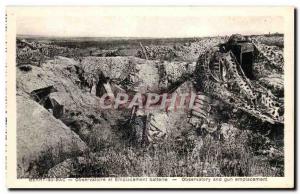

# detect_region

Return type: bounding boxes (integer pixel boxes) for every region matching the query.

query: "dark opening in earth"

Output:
[241,52,254,80]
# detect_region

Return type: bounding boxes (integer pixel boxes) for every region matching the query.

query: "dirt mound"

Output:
[16,56,132,173]
[17,95,88,178]
[135,37,226,62]
[81,56,161,93]
[81,56,197,94]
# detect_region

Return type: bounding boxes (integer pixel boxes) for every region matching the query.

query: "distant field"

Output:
[18,36,200,49]
[17,33,283,49]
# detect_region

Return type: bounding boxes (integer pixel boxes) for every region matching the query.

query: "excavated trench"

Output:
[27,56,283,177]
[19,37,285,177]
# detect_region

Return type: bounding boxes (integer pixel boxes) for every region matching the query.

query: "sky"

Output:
[15,8,284,38]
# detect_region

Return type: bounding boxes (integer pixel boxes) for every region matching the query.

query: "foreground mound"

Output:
[17,95,88,178]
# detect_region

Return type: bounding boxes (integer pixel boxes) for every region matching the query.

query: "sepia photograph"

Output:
[5,6,294,189]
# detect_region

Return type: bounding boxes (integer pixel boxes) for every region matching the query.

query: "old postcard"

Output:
[6,6,294,189]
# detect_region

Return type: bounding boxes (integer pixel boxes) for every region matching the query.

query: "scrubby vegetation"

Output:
[41,127,283,178]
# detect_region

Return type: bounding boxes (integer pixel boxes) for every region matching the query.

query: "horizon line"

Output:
[16,32,283,39]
